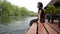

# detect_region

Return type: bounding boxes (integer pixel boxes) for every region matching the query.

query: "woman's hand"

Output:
[37,20,40,24]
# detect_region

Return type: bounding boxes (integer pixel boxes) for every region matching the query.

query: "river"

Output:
[0,17,37,34]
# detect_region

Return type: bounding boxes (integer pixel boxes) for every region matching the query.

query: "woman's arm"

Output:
[38,10,42,23]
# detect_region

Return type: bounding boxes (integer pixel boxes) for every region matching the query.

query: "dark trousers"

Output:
[40,17,45,23]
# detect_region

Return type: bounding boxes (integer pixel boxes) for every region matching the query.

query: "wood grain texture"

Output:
[26,23,37,34]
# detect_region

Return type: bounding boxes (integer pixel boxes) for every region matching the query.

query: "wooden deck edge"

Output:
[26,23,37,34]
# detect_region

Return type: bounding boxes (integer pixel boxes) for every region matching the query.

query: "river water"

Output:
[0,17,37,34]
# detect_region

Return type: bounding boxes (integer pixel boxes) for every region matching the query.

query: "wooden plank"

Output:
[26,23,37,34]
[44,23,58,34]
[47,22,60,34]
[38,22,47,34]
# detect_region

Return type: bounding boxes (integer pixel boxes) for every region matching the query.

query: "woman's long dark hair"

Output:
[38,2,43,8]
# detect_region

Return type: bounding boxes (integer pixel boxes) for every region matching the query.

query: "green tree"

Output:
[0,0,36,17]
[44,5,56,14]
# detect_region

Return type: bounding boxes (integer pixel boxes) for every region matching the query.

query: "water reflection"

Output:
[2,16,12,24]
[0,16,26,24]
[0,16,37,34]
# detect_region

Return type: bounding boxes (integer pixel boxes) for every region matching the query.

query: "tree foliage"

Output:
[44,5,60,15]
[0,0,35,17]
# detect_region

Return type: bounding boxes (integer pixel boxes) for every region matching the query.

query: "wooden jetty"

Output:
[26,20,60,34]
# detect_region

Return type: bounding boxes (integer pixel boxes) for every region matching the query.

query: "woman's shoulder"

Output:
[39,8,43,10]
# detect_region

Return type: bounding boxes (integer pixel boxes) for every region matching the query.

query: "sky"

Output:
[7,0,51,12]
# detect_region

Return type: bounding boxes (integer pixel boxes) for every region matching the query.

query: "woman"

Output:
[37,2,45,23]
